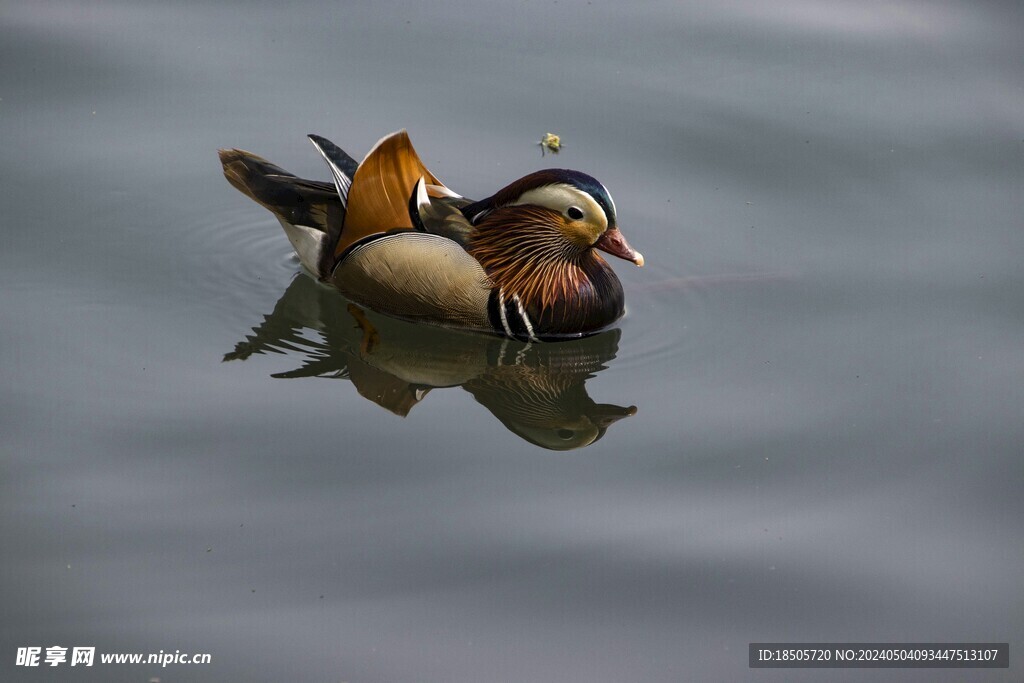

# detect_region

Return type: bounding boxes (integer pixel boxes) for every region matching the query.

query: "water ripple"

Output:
[181,205,304,328]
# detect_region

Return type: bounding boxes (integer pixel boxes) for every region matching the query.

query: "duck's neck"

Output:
[469,207,624,336]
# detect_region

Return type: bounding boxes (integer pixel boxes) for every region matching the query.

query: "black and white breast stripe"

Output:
[487,289,539,342]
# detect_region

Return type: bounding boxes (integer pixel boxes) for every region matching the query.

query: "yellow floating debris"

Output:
[538,132,561,155]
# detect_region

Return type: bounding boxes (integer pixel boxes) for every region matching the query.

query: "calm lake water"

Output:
[2,1,1022,681]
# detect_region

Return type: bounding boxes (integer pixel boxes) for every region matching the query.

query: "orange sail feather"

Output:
[335,130,446,256]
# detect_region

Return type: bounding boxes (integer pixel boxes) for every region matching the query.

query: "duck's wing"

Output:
[332,231,493,331]
[335,130,457,257]
[219,148,344,278]
[409,176,475,247]
[307,134,359,205]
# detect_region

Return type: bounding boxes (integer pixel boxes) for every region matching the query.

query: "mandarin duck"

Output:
[224,273,636,449]
[219,131,643,340]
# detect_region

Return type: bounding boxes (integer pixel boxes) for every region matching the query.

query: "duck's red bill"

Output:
[595,227,645,267]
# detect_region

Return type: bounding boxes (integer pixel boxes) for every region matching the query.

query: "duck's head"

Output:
[462,169,644,268]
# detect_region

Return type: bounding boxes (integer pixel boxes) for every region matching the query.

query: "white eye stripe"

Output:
[510,184,608,229]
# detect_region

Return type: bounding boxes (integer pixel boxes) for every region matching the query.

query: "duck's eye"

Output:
[567,206,584,220]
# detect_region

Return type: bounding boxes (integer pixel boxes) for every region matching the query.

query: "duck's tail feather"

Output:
[307,134,358,206]
[218,148,346,278]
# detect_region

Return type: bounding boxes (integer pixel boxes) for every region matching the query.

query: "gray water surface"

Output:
[2,1,1022,681]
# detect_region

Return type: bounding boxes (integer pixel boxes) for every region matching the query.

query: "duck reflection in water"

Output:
[224,273,636,450]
